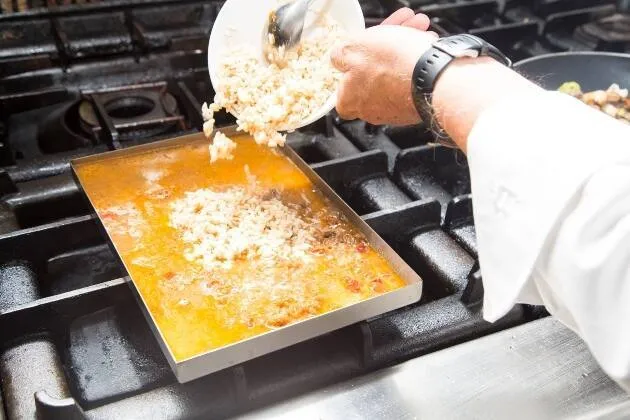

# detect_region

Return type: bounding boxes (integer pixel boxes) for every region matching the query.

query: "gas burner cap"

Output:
[79,99,98,130]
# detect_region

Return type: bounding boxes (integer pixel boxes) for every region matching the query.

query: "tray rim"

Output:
[70,126,423,383]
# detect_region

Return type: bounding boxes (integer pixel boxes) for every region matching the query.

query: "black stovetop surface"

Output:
[0,0,628,419]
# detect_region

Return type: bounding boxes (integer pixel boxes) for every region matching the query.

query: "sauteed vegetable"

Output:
[559,81,630,124]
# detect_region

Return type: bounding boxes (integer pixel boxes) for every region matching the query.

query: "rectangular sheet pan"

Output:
[71,127,422,383]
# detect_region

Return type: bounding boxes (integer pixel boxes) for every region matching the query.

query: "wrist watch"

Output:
[411,34,512,148]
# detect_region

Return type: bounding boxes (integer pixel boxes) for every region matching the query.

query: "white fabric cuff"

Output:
[466,91,630,322]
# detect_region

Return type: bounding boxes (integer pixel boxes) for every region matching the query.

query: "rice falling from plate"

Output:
[203,14,345,162]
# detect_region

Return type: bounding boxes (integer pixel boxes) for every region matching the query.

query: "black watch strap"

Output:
[412,34,512,148]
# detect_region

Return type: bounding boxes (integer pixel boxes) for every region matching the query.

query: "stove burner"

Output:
[78,87,181,143]
[104,96,155,119]
[576,13,630,49]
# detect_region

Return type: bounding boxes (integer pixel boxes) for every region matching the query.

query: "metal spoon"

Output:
[262,0,317,64]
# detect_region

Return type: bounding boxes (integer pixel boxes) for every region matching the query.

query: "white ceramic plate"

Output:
[207,0,365,131]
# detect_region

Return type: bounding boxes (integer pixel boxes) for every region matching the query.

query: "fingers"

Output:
[330,44,351,72]
[330,41,360,117]
[335,78,358,121]
[401,13,431,31]
[381,7,415,25]
[382,8,431,31]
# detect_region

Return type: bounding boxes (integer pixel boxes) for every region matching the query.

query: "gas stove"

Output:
[0,0,628,419]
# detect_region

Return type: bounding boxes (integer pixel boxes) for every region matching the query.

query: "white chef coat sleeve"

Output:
[466,90,630,392]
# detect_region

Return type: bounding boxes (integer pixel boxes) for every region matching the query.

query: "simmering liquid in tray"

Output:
[74,135,406,361]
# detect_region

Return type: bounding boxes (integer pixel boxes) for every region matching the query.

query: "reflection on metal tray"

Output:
[70,127,423,383]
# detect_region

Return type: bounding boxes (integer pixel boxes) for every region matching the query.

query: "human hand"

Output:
[380,7,432,28]
[331,9,438,125]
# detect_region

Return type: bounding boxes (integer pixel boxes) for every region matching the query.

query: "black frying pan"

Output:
[513,51,630,92]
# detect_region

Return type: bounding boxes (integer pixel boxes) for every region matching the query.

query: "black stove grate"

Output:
[1,0,627,419]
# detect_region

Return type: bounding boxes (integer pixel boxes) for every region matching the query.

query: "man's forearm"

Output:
[431,57,543,152]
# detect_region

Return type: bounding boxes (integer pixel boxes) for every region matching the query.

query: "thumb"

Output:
[330,42,353,72]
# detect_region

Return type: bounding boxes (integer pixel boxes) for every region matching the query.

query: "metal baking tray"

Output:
[71,126,422,383]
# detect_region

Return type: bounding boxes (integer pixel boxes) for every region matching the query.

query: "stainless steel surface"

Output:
[262,0,316,64]
[239,317,630,420]
[70,128,423,384]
